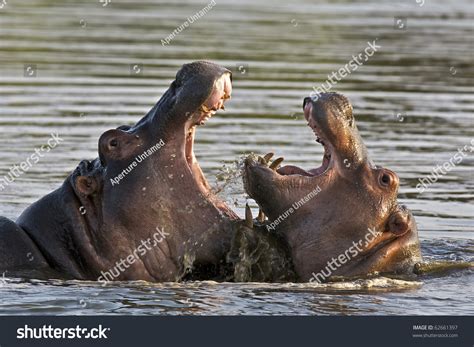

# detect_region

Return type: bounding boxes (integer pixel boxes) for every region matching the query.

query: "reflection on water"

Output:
[0,0,473,315]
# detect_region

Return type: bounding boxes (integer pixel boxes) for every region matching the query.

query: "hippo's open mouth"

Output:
[277,98,333,177]
[196,72,231,126]
[184,73,232,187]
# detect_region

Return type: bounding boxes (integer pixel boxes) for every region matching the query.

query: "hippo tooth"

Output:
[263,152,274,163]
[269,157,284,170]
[257,209,265,223]
[245,204,253,228]
[200,104,212,113]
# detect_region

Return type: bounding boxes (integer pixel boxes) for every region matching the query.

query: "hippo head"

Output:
[243,93,422,282]
[74,61,234,214]
[69,61,237,281]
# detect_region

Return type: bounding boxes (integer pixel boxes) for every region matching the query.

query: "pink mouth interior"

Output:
[185,74,232,186]
[194,74,231,126]
[277,102,332,177]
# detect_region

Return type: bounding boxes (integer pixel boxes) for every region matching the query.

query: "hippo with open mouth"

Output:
[0,61,246,282]
[243,93,422,282]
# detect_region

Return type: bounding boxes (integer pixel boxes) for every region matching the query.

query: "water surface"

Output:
[0,0,472,315]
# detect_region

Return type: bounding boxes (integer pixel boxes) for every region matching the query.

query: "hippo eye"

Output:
[379,172,391,187]
[377,168,398,189]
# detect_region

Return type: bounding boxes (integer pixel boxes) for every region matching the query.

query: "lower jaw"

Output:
[340,239,421,277]
[308,153,331,176]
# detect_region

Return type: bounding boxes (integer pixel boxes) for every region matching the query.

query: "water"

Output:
[0,0,472,315]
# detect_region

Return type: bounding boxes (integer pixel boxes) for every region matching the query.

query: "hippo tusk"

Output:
[263,152,274,163]
[258,156,267,165]
[245,203,254,229]
[257,209,265,223]
[269,157,284,170]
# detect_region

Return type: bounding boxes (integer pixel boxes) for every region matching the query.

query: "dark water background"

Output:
[0,0,472,315]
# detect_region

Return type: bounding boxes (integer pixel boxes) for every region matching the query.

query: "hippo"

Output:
[0,61,251,282]
[242,93,422,282]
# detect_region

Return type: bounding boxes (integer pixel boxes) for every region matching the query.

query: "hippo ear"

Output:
[76,176,98,196]
[386,209,411,236]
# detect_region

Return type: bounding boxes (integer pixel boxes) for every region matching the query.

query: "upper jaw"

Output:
[190,72,232,127]
[183,75,232,188]
[307,93,369,169]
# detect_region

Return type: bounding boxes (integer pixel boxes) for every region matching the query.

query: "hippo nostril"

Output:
[109,138,118,148]
[387,209,411,236]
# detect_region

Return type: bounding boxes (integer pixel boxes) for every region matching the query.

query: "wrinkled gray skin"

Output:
[243,93,422,282]
[0,61,252,282]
